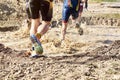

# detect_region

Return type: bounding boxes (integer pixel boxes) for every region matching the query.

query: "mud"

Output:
[0,0,120,80]
[0,40,120,80]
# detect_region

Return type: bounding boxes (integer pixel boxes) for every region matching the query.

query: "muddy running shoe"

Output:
[75,23,83,35]
[30,34,43,57]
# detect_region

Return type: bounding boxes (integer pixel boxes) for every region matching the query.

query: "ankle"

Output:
[35,33,42,39]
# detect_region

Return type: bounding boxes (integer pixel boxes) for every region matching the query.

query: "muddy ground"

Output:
[0,0,120,80]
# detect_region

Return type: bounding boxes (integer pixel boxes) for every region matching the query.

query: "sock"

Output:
[36,33,42,39]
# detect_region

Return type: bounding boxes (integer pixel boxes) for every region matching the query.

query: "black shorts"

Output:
[26,0,53,21]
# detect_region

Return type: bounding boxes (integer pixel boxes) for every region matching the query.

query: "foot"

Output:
[75,23,83,35]
[30,34,43,55]
[78,27,83,35]
[75,23,80,28]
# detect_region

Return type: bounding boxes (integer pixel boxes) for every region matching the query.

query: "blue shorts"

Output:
[62,7,79,23]
[62,0,79,23]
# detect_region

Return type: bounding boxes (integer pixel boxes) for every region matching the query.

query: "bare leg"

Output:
[71,18,77,28]
[76,12,82,24]
[61,22,67,40]
[37,21,50,37]
[30,18,40,36]
[76,12,84,35]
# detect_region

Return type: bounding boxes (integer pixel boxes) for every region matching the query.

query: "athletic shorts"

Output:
[62,7,79,23]
[62,0,79,23]
[26,0,53,21]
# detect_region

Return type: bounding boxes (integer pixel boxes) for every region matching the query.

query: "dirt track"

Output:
[0,40,120,80]
[0,0,120,80]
